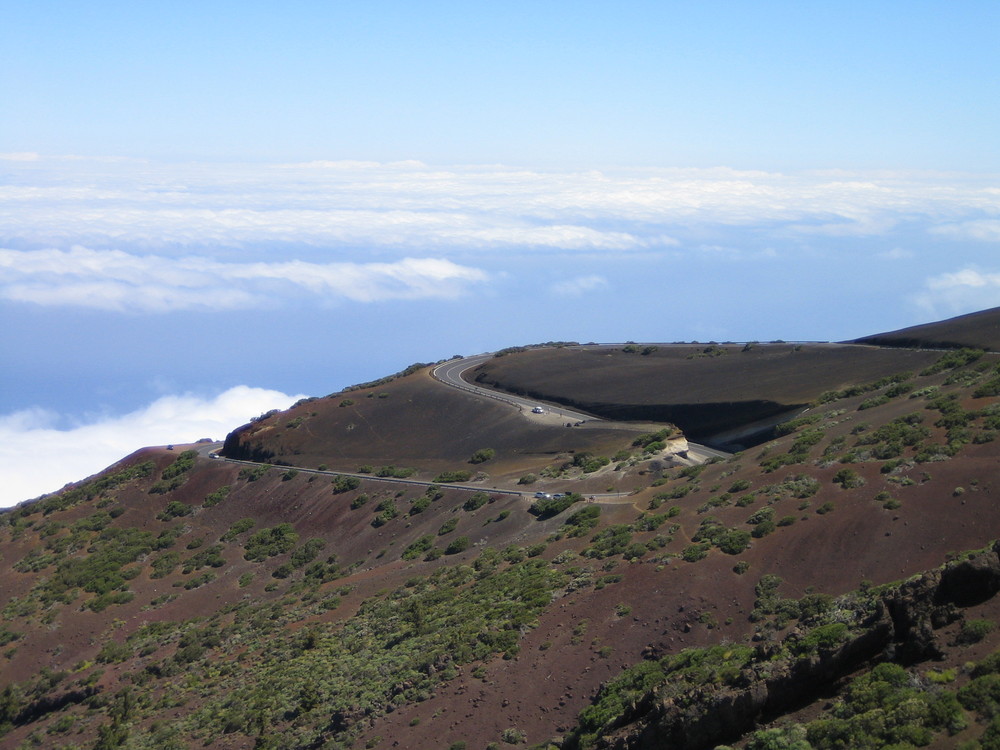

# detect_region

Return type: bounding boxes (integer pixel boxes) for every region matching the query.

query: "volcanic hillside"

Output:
[854,305,1000,351]
[221,364,664,497]
[469,342,942,446]
[3,308,1000,750]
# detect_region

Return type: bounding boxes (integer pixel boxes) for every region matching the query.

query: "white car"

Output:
[531,406,545,414]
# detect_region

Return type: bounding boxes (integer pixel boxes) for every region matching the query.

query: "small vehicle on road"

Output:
[532,406,545,414]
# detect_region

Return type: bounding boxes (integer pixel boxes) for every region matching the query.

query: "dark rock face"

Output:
[472,368,800,440]
[590,544,1000,750]
[222,423,276,463]
[936,546,1000,608]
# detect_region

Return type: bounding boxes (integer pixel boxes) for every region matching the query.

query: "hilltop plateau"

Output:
[4,308,1000,749]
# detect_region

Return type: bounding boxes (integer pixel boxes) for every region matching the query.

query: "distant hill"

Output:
[853,305,1000,351]
[469,342,941,447]
[4,309,1000,749]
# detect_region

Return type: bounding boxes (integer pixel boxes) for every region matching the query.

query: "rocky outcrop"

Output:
[578,543,1000,750]
[221,421,278,463]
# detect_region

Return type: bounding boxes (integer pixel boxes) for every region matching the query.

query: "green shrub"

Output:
[202,485,230,508]
[746,507,774,526]
[433,470,473,483]
[409,496,431,515]
[958,619,996,645]
[574,454,611,473]
[832,468,864,489]
[331,475,361,493]
[921,348,984,376]
[156,501,192,521]
[375,465,416,478]
[717,529,751,555]
[633,428,674,448]
[463,492,490,512]
[469,448,496,464]
[371,500,398,528]
[238,464,270,482]
[445,536,470,555]
[583,525,633,559]
[402,535,435,561]
[182,544,225,573]
[564,505,601,537]
[529,493,581,519]
[161,450,197,480]
[244,524,298,561]
[290,539,326,568]
[682,543,711,562]
[221,518,255,541]
[793,622,848,654]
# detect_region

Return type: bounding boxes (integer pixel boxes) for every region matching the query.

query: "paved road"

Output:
[432,351,730,462]
[195,346,729,503]
[432,354,596,423]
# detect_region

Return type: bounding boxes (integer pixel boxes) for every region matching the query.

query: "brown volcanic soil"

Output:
[5,330,1000,749]
[355,363,1000,748]
[470,343,941,440]
[224,366,658,487]
[853,305,1000,351]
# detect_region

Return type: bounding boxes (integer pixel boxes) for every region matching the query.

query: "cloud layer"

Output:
[0,386,306,508]
[3,158,998,255]
[0,247,489,311]
[917,268,1000,317]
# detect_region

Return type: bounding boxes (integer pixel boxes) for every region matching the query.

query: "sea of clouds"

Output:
[2,155,998,506]
[0,386,305,508]
[2,155,999,315]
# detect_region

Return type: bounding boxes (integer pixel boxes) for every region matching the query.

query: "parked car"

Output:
[532,406,545,414]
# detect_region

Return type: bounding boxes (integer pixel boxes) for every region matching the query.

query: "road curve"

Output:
[431,351,730,461]
[199,346,730,503]
[432,355,596,423]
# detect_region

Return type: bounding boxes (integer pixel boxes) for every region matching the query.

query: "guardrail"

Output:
[218,456,631,500]
[221,457,527,497]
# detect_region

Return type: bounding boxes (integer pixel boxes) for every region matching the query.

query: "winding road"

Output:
[432,354,596,423]
[197,347,728,500]
[431,352,730,463]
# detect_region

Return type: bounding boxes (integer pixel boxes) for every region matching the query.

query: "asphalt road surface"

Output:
[432,353,730,461]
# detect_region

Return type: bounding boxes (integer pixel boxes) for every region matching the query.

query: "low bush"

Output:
[434,470,473,483]
[469,448,496,464]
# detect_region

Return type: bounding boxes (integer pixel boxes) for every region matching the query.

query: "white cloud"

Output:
[879,248,913,260]
[550,274,609,297]
[3,159,997,258]
[916,268,1000,317]
[0,247,489,311]
[932,219,1000,242]
[0,385,306,508]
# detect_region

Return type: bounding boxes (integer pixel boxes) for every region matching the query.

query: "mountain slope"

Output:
[3,312,1000,749]
[853,305,1000,351]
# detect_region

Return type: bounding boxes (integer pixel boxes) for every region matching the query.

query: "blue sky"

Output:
[2,1,999,505]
